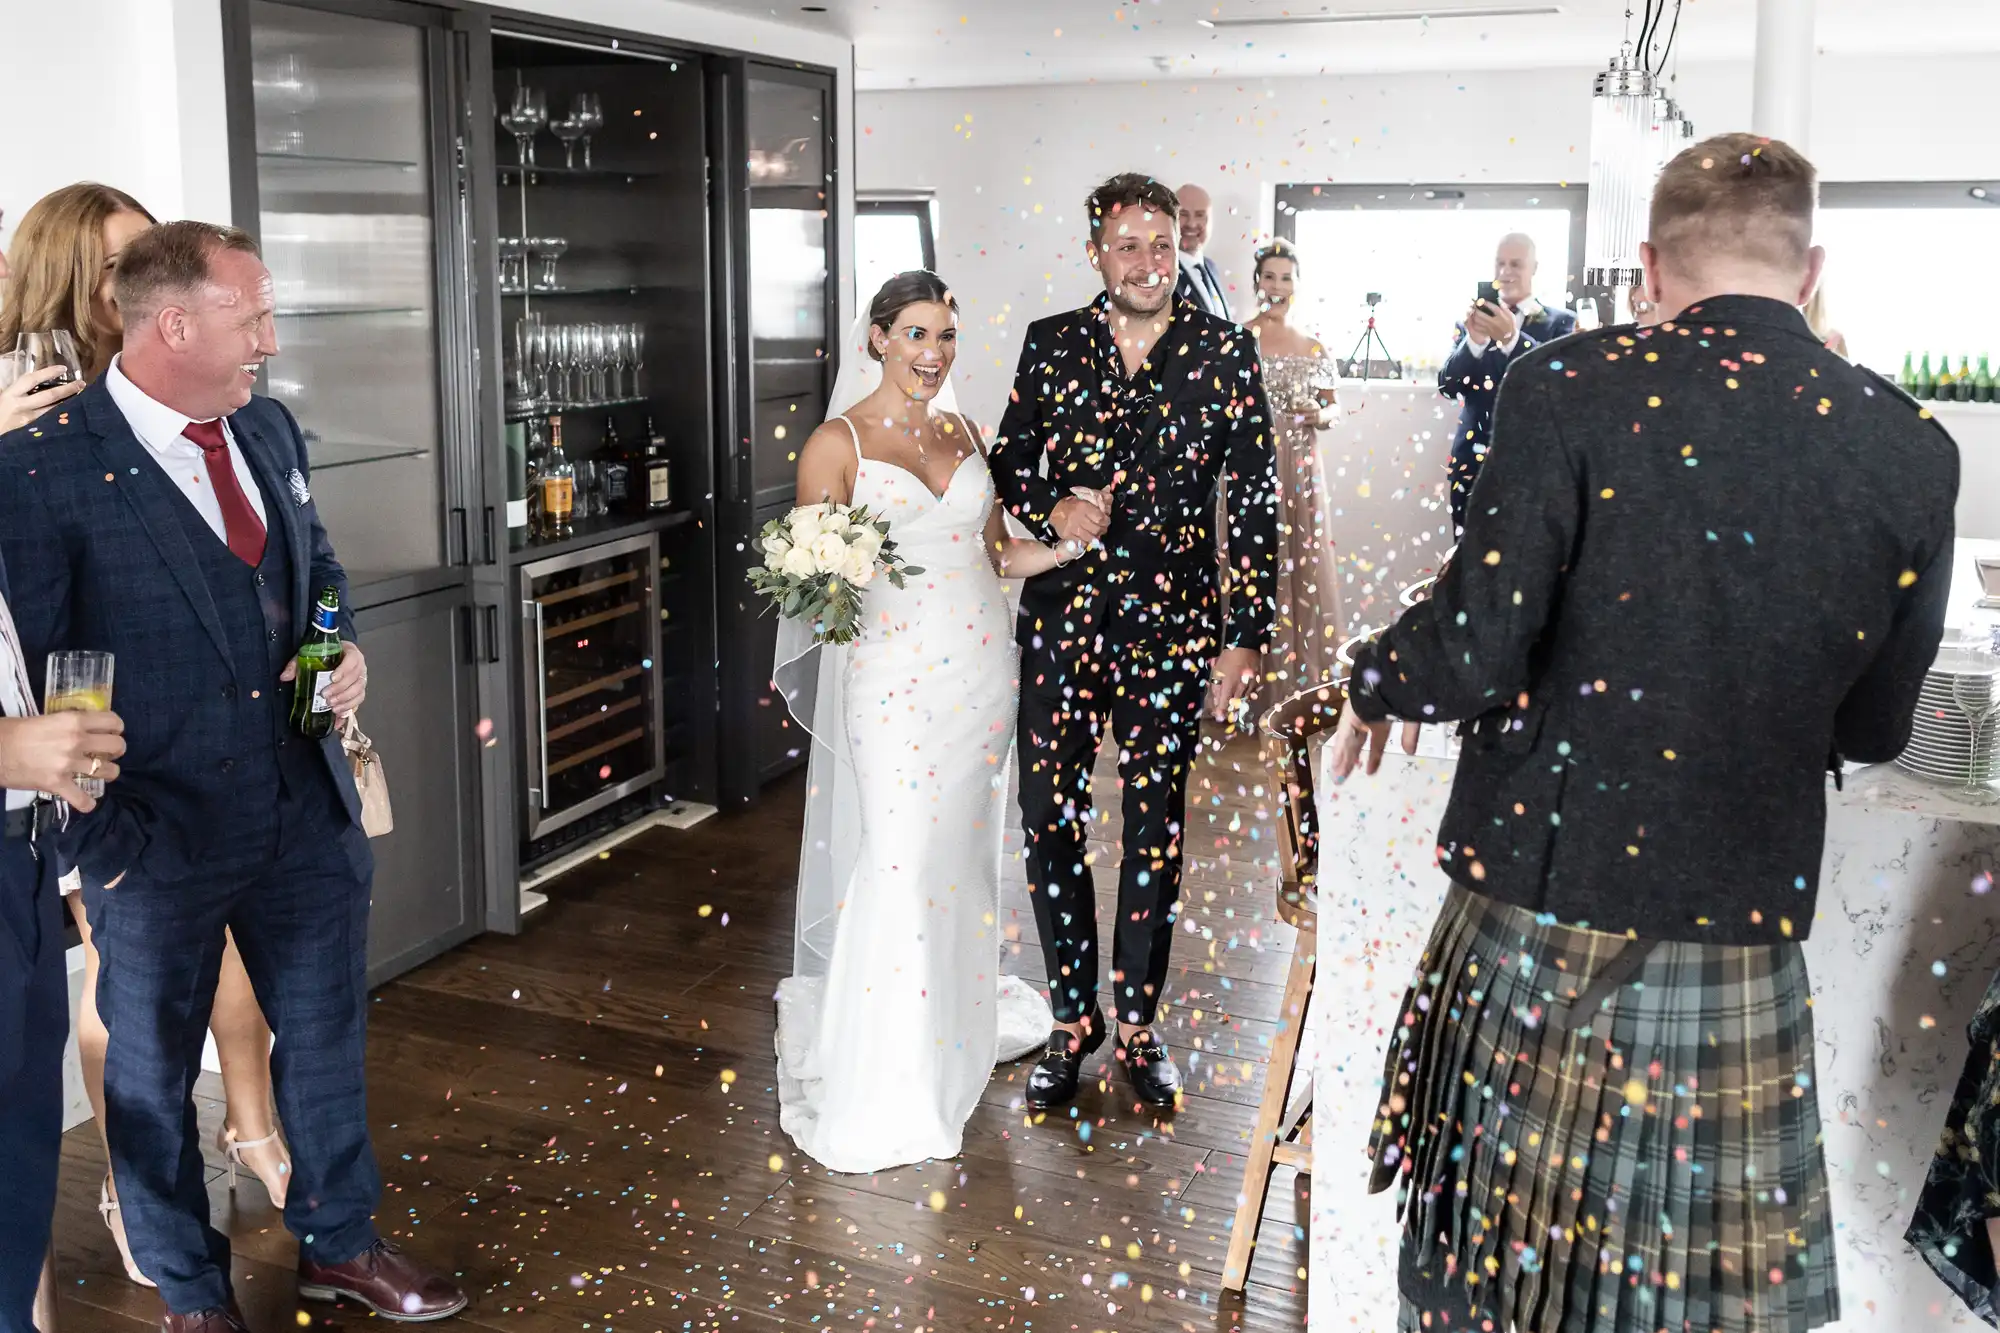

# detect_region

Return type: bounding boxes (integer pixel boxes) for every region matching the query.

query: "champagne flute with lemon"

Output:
[45,650,115,798]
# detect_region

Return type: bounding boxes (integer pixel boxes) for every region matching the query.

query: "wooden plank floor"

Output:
[48,731,1311,1333]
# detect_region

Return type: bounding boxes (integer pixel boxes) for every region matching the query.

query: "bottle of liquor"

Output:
[1897,352,1915,395]
[600,416,633,512]
[505,419,530,533]
[636,415,673,512]
[539,414,575,540]
[1955,356,1975,404]
[1937,353,1957,402]
[1975,355,1994,404]
[290,586,345,739]
[1916,353,1935,401]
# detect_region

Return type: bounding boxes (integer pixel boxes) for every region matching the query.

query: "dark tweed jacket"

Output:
[1349,295,1959,945]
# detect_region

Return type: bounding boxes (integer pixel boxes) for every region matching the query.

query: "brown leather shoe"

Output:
[160,1304,249,1333]
[298,1241,467,1322]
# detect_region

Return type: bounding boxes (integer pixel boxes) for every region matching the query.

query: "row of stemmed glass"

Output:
[498,237,567,293]
[497,88,605,170]
[511,315,645,411]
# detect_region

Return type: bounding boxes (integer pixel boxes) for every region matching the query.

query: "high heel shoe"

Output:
[99,1174,155,1288]
[217,1125,290,1210]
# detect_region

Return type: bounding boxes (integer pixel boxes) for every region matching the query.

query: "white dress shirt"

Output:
[0,591,36,811]
[1178,249,1227,318]
[1465,298,1534,358]
[105,355,268,541]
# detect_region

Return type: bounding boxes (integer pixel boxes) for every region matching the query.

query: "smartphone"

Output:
[1475,281,1500,310]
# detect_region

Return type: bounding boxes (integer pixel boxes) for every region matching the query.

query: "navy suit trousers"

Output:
[0,832,63,1333]
[84,794,379,1314]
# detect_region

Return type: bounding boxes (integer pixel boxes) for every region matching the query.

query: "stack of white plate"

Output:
[1897,646,2000,787]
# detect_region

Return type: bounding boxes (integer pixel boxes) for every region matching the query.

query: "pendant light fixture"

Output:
[1584,0,1688,288]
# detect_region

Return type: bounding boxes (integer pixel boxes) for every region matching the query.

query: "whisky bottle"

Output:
[637,415,673,512]
[289,586,345,739]
[540,414,575,540]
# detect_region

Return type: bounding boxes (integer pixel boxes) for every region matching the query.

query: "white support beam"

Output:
[1752,0,1817,153]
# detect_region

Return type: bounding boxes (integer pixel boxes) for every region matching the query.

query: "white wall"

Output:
[2,0,856,339]
[856,52,2000,429]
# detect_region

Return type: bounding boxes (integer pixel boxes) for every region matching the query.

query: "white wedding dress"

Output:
[772,415,1052,1175]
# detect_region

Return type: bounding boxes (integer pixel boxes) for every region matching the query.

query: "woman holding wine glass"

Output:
[0,182,295,1288]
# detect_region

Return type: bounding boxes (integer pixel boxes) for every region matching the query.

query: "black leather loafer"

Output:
[1025,1013,1108,1110]
[1117,1031,1183,1109]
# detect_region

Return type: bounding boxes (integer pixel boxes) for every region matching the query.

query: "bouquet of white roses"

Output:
[747,503,923,646]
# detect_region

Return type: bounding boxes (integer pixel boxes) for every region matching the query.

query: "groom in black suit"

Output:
[990,173,1278,1109]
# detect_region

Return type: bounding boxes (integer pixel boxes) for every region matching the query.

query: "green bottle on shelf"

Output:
[1898,351,1916,395]
[1915,353,1935,400]
[1976,355,1995,404]
[1955,356,1975,403]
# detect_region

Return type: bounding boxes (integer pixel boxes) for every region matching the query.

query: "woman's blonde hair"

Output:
[0,182,156,381]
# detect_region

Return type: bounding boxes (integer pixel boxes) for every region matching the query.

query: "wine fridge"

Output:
[518,534,666,839]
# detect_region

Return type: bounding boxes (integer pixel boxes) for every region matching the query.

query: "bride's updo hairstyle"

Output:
[866,270,957,360]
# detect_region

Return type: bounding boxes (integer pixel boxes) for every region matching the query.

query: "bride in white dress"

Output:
[771,272,1099,1174]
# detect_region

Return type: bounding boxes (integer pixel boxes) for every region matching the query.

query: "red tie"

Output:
[182,419,267,566]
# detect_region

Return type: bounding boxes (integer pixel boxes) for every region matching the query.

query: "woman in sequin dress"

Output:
[1242,238,1344,711]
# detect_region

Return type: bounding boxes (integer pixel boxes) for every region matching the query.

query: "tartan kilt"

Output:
[1368,884,1840,1333]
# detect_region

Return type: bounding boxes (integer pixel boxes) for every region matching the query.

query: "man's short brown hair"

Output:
[114,220,262,324]
[1649,133,1816,276]
[1086,174,1179,242]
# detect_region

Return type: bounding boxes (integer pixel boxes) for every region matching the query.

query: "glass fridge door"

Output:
[248,0,448,580]
[518,534,665,839]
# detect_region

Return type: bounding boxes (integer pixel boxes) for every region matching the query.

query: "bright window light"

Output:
[1813,207,2000,376]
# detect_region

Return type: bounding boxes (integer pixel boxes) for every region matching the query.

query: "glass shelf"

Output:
[505,395,650,423]
[258,151,422,172]
[498,164,662,183]
[306,438,432,471]
[499,284,679,299]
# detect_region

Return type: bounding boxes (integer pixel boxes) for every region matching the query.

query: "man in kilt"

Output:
[1330,133,1959,1333]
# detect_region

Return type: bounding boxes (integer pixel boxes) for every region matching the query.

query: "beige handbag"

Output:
[341,713,394,838]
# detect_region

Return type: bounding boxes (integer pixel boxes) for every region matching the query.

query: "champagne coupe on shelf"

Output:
[530,236,567,292]
[498,237,527,293]
[499,86,547,169]
[15,330,86,391]
[573,93,604,169]
[550,113,585,170]
[45,650,115,799]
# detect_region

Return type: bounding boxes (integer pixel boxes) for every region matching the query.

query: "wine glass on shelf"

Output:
[573,93,604,170]
[499,86,547,169]
[548,324,574,409]
[585,324,609,405]
[15,330,86,390]
[607,325,630,400]
[525,319,551,409]
[627,323,646,400]
[550,113,584,170]
[531,237,567,292]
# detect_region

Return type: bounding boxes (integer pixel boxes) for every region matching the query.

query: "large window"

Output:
[855,198,937,310]
[1815,183,2000,376]
[1273,185,1586,374]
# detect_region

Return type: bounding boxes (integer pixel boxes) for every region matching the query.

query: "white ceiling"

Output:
[699,0,2000,89]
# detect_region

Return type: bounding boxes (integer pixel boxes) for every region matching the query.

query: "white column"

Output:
[1751,0,1817,153]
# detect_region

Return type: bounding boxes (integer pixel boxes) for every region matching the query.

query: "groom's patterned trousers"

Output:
[1016,636,1208,1027]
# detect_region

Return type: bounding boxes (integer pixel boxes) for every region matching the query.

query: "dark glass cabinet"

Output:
[223,0,836,975]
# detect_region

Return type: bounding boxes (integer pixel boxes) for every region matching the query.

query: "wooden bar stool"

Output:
[1222,680,1341,1291]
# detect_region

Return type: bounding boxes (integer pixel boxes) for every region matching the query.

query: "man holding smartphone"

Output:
[1438,232,1576,534]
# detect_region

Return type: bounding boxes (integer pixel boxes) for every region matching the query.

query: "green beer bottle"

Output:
[1897,351,1915,395]
[1976,355,1994,404]
[1915,353,1935,400]
[1937,353,1957,401]
[290,586,345,738]
[1956,356,1975,403]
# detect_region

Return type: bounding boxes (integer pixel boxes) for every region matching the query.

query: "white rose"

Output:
[761,531,793,571]
[850,527,885,563]
[809,532,849,573]
[779,544,818,579]
[840,544,876,586]
[789,504,833,545]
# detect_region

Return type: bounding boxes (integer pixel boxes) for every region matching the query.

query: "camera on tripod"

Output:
[1342,291,1401,381]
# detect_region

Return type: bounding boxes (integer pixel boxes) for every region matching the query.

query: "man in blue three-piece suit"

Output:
[0,554,128,1333]
[0,222,464,1333]
[1438,232,1577,533]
